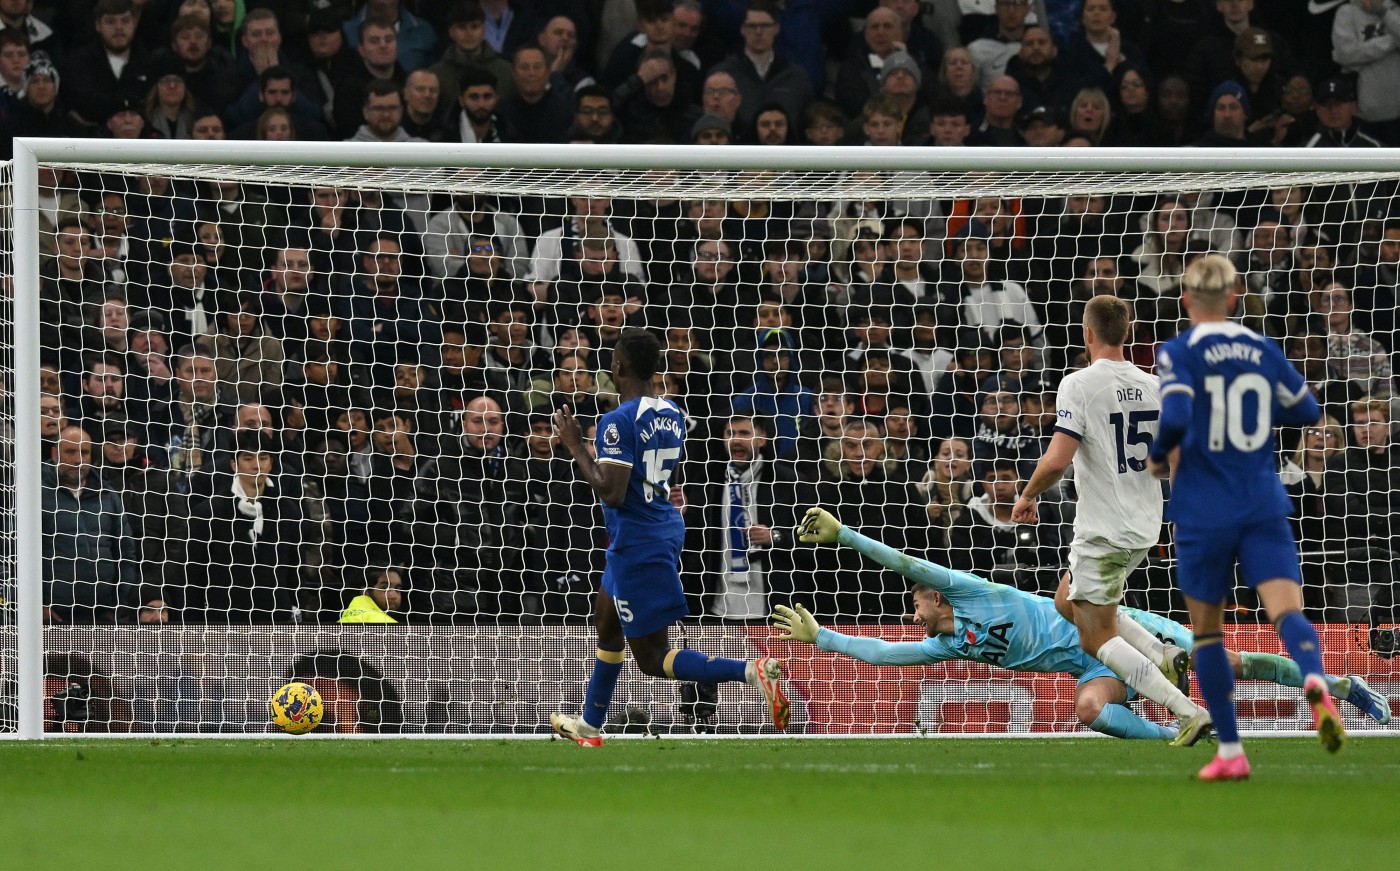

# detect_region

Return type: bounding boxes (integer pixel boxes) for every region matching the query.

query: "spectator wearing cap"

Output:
[303,11,362,127]
[834,8,925,117]
[710,1,814,134]
[968,74,1024,145]
[1059,0,1147,89]
[6,56,89,155]
[1333,0,1400,141]
[1018,102,1065,146]
[691,111,731,144]
[876,50,930,145]
[970,371,1042,477]
[104,95,156,140]
[1191,79,1250,146]
[731,328,816,461]
[63,0,153,127]
[1005,24,1079,115]
[1185,0,1296,116]
[1227,28,1289,133]
[568,84,621,143]
[1304,74,1381,147]
[952,220,1042,342]
[343,0,439,73]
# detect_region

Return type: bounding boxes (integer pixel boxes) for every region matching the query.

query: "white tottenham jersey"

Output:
[1053,358,1163,549]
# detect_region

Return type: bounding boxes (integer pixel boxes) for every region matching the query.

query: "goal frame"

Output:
[9,138,1400,740]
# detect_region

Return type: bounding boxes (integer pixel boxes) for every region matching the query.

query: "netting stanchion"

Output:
[6,139,1400,738]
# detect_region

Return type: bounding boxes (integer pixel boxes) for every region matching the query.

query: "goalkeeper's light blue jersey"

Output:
[815,528,1104,677]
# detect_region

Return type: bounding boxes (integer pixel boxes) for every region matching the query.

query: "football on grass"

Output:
[270,682,324,735]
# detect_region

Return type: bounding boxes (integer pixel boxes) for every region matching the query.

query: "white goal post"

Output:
[4,139,1400,739]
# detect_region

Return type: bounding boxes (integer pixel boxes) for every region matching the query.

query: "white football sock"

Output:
[1115,611,1167,666]
[1096,636,1201,719]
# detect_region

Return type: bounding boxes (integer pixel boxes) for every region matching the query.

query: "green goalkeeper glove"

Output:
[771,603,822,644]
[797,507,843,543]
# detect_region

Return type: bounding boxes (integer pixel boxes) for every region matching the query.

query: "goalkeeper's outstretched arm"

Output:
[771,604,939,667]
[796,506,984,597]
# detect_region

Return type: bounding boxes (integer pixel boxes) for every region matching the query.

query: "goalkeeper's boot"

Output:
[1345,674,1392,725]
[1198,753,1251,782]
[1162,644,1192,696]
[752,658,790,731]
[550,712,604,748]
[1305,674,1347,753]
[1169,708,1214,748]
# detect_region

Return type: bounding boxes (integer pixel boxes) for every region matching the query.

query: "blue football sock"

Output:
[1276,611,1325,679]
[668,649,748,683]
[1089,704,1178,739]
[1194,639,1240,744]
[582,650,625,730]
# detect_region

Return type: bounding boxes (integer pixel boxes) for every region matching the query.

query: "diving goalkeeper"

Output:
[777,508,1391,738]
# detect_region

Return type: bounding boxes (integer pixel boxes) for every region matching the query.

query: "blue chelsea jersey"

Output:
[595,396,687,547]
[1154,322,1317,526]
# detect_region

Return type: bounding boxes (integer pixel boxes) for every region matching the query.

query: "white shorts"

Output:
[1067,539,1150,606]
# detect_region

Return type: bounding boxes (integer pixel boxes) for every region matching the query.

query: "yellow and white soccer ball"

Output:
[269,681,324,735]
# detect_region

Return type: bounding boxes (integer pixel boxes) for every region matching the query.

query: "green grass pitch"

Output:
[3,737,1397,870]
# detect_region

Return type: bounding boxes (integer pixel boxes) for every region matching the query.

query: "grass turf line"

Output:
[2,738,1397,870]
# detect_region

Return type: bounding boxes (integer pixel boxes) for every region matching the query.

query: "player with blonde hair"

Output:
[1150,254,1345,780]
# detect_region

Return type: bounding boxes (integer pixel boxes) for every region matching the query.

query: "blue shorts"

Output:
[1174,515,1302,605]
[602,537,688,638]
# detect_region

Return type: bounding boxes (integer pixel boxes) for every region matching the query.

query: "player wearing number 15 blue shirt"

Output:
[549,329,789,746]
[1148,254,1345,781]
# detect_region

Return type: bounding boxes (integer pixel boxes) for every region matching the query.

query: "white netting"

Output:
[0,159,12,733]
[11,150,1400,735]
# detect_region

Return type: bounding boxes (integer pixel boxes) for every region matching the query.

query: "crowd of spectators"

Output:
[9,0,1400,629]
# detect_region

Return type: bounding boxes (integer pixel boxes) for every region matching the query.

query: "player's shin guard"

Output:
[1275,610,1326,681]
[1193,635,1241,746]
[664,648,748,683]
[1090,704,1177,740]
[582,648,626,730]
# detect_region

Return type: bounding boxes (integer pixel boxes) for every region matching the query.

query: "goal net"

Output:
[4,142,1398,737]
